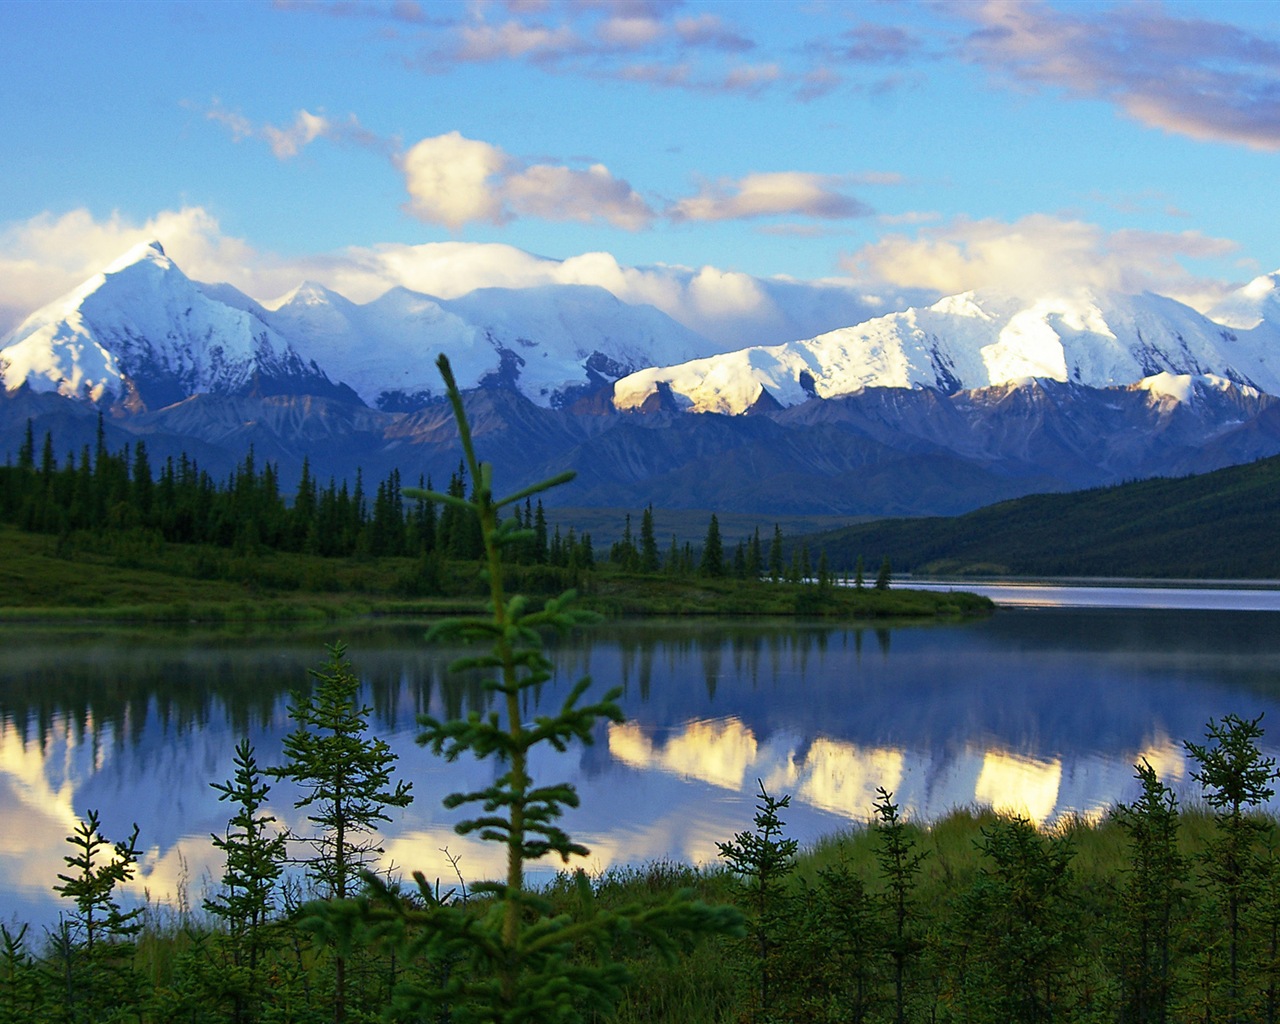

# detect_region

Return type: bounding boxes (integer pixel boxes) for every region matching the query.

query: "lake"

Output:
[5,593,1280,927]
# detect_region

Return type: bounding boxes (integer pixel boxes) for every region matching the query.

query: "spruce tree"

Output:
[16,419,34,472]
[1185,713,1278,1021]
[700,513,725,577]
[355,354,740,1023]
[718,781,799,1020]
[1114,759,1184,1024]
[640,504,660,572]
[873,788,927,1024]
[769,524,784,582]
[271,642,413,1023]
[747,526,763,578]
[52,810,144,1022]
[875,555,892,590]
[206,738,288,1024]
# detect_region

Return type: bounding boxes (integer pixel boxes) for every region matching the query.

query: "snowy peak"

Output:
[0,242,337,409]
[263,282,481,411]
[103,239,170,275]
[261,278,721,410]
[613,285,1280,415]
[1209,270,1280,330]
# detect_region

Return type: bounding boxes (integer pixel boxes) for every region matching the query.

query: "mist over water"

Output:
[4,604,1280,928]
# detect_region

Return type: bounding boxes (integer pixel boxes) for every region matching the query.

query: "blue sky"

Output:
[2,0,1277,343]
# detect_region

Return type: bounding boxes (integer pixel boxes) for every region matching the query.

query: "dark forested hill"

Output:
[810,453,1280,579]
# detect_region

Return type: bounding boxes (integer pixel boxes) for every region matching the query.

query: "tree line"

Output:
[0,417,893,589]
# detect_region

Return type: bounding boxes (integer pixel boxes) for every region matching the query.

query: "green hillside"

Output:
[811,454,1280,579]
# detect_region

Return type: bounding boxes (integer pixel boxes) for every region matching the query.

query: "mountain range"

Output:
[3,241,1280,519]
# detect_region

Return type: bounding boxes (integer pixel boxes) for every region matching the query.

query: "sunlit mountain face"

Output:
[3,610,1278,927]
[5,247,1280,517]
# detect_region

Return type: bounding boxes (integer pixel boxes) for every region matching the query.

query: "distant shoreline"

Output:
[898,578,1280,611]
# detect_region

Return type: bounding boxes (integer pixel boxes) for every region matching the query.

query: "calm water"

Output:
[5,600,1280,927]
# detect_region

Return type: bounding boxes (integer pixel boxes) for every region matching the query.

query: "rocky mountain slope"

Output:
[3,243,1280,518]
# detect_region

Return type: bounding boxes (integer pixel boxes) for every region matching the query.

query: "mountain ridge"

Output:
[3,243,1280,518]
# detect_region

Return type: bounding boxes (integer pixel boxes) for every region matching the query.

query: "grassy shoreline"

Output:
[0,524,992,624]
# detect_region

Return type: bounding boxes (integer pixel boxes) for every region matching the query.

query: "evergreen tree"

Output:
[16,420,34,472]
[534,499,549,564]
[1114,759,1185,1024]
[747,526,763,579]
[873,788,927,1024]
[271,642,413,1023]
[640,504,660,573]
[52,810,144,1023]
[206,739,287,1024]
[0,924,40,1024]
[700,513,725,577]
[875,555,892,590]
[769,524,784,582]
[1185,713,1279,1021]
[947,816,1080,1024]
[718,781,798,1021]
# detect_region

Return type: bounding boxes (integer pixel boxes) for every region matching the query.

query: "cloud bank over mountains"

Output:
[0,204,1249,352]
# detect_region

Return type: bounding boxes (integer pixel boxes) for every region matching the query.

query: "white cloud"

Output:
[506,163,653,229]
[3,207,1245,355]
[671,171,873,222]
[842,213,1240,308]
[0,207,267,334]
[399,132,653,231]
[0,206,875,344]
[455,19,581,61]
[400,132,510,230]
[597,14,665,49]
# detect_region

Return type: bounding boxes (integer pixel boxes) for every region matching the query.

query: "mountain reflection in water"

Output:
[3,607,1280,927]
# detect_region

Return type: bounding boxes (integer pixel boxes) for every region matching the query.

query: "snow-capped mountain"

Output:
[0,243,722,414]
[261,279,720,410]
[260,283,482,411]
[0,242,345,410]
[612,285,1280,414]
[4,243,1280,517]
[1209,270,1280,331]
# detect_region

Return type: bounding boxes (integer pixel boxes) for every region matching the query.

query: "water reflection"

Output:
[3,609,1280,926]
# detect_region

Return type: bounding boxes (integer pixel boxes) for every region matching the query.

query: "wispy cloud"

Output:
[955,0,1280,150]
[318,0,872,100]
[671,172,873,222]
[205,102,392,159]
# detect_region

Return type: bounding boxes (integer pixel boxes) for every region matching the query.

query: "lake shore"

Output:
[898,577,1280,611]
[0,524,993,623]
